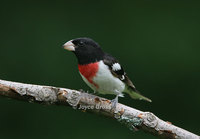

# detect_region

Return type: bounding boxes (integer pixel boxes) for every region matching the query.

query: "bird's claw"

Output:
[79,89,89,93]
[111,95,119,109]
[79,89,84,92]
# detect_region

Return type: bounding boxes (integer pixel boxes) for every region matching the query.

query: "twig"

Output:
[0,79,199,139]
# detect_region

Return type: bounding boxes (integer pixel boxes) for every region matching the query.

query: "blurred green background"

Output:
[0,0,200,138]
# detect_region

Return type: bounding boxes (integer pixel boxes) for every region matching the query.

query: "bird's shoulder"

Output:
[102,53,136,90]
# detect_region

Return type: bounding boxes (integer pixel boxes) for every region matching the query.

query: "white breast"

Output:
[93,61,125,96]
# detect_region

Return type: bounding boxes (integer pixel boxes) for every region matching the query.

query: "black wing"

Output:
[103,53,152,102]
[103,53,136,91]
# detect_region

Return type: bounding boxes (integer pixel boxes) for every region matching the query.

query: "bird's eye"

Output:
[79,41,84,46]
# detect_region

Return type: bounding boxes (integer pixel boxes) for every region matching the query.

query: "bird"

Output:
[63,37,151,106]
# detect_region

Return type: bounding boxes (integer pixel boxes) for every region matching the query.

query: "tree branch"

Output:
[0,79,199,139]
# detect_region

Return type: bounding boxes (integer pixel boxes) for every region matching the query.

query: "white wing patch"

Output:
[120,75,125,80]
[112,63,121,71]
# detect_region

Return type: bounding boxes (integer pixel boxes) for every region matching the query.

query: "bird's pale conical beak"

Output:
[63,40,75,51]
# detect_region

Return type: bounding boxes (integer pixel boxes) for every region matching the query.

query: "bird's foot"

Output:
[79,89,90,93]
[111,95,119,109]
[79,89,84,92]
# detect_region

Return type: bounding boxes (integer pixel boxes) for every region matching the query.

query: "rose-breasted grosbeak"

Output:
[63,37,151,105]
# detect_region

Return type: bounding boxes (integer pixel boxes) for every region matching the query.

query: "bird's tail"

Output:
[125,87,152,102]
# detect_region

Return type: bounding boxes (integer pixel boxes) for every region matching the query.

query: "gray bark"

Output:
[0,79,199,139]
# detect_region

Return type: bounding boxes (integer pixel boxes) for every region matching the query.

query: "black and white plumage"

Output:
[63,37,152,104]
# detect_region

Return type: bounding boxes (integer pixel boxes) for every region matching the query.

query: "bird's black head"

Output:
[63,37,104,64]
